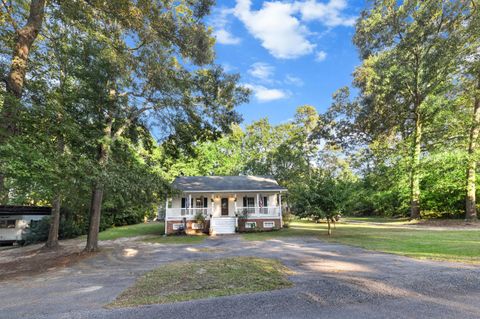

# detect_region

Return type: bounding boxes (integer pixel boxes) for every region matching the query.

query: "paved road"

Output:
[1,236,479,319]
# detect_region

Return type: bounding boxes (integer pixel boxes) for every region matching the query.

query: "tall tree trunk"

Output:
[45,194,62,248]
[45,134,65,248]
[0,0,47,202]
[85,180,105,252]
[85,119,112,252]
[410,113,422,219]
[465,79,480,221]
[0,175,5,203]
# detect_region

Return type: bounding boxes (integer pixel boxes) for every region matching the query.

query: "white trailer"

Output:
[0,206,51,244]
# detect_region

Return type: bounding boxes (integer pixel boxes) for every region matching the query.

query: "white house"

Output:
[0,206,51,244]
[165,176,287,235]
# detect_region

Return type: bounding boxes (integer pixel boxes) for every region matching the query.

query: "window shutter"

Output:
[203,197,208,208]
[181,198,186,208]
[264,196,268,207]
[243,197,247,207]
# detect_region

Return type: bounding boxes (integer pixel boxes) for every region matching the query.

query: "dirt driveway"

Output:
[1,236,479,319]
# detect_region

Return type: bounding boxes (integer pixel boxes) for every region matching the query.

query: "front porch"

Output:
[164,192,283,235]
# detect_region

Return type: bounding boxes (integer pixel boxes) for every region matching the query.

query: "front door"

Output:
[221,198,229,216]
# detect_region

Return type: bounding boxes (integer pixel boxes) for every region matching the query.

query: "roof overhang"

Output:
[176,189,287,193]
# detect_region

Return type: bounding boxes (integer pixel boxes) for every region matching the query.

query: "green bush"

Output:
[194,211,205,224]
[282,210,292,228]
[24,217,88,245]
[24,217,50,245]
[60,218,87,238]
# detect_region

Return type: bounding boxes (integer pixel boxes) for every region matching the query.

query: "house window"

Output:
[195,198,208,208]
[245,222,256,229]
[263,221,275,228]
[191,223,203,230]
[243,197,255,207]
[172,223,184,230]
[181,198,194,208]
[0,220,16,228]
[260,196,269,213]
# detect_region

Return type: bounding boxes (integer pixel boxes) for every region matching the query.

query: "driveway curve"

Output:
[1,236,479,319]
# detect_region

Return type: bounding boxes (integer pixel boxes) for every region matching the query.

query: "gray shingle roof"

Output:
[172,176,287,192]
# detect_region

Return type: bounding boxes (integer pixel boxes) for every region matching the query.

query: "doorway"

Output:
[221,198,229,216]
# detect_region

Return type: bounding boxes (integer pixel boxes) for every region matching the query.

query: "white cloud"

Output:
[315,50,327,62]
[232,0,355,59]
[214,29,242,45]
[285,75,304,86]
[211,7,242,45]
[297,0,356,27]
[234,0,315,59]
[248,62,275,81]
[221,62,238,73]
[245,84,289,102]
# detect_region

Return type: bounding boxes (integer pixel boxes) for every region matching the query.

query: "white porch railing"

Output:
[166,208,211,220]
[234,206,281,218]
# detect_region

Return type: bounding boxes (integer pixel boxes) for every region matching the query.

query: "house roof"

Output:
[0,206,52,216]
[172,176,287,192]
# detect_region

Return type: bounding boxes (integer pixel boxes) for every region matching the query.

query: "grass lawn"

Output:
[143,235,206,245]
[108,257,293,308]
[98,222,165,240]
[98,222,206,245]
[243,219,480,263]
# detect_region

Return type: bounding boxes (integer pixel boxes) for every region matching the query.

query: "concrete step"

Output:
[210,217,237,235]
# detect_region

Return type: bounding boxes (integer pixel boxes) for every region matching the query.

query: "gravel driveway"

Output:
[1,236,479,319]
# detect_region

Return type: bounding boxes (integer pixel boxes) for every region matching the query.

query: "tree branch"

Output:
[111,106,153,142]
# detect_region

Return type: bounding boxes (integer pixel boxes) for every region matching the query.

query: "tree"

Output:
[461,1,480,220]
[354,0,466,219]
[0,0,47,200]
[290,170,341,235]
[70,1,248,252]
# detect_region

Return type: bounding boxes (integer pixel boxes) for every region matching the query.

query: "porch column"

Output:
[279,193,283,227]
[279,194,282,215]
[256,193,260,214]
[210,194,214,217]
[188,194,192,216]
[234,194,237,216]
[165,196,168,235]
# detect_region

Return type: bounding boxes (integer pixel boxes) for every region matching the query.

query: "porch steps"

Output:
[210,217,237,235]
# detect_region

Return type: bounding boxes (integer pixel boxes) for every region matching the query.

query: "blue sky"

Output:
[209,0,366,125]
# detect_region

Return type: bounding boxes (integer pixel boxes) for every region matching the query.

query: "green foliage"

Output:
[289,170,340,222]
[24,217,87,245]
[24,218,50,245]
[194,211,205,224]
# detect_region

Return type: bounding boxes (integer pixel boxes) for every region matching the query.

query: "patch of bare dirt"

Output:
[414,219,480,229]
[0,239,97,281]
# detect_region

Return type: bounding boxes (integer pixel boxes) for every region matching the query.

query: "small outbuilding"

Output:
[0,206,51,244]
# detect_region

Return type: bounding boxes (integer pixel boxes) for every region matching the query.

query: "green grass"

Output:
[243,219,480,263]
[344,216,412,224]
[108,257,293,308]
[98,222,206,245]
[98,222,165,241]
[242,220,326,241]
[143,235,206,245]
